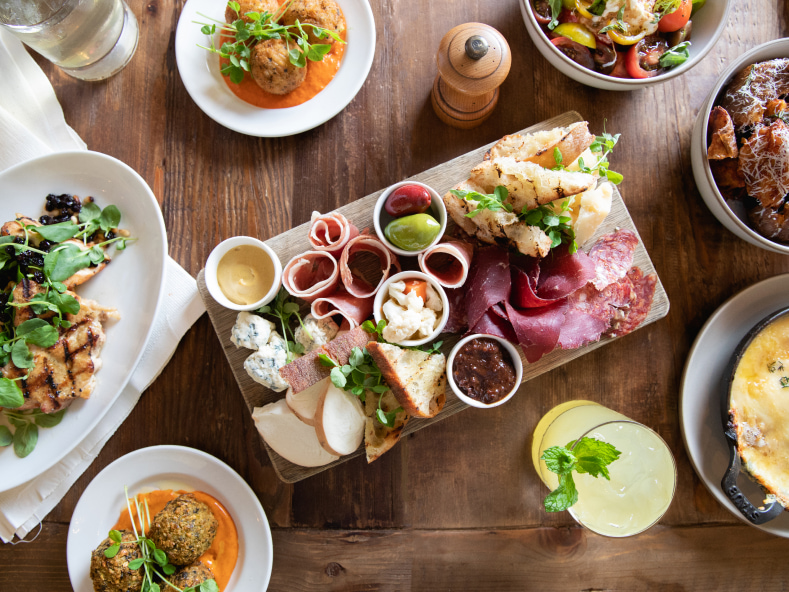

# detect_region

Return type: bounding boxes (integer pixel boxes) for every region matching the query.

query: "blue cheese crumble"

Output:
[295,314,340,352]
[230,312,275,350]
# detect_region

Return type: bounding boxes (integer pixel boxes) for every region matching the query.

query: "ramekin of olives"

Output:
[373,181,447,256]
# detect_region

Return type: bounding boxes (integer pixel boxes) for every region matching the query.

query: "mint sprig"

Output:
[541,436,621,512]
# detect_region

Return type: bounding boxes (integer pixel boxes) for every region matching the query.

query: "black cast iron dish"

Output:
[721,307,789,525]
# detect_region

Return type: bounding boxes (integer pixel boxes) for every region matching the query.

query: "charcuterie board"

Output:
[197,111,669,483]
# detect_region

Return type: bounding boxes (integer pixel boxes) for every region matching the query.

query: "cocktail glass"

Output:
[532,400,677,537]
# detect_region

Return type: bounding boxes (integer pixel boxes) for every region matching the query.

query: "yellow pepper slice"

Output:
[575,0,597,19]
[606,28,647,45]
[553,23,597,49]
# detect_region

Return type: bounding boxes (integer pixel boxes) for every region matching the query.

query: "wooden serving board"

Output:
[197,111,669,483]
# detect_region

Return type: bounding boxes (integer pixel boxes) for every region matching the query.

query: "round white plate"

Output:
[0,152,166,492]
[174,0,376,137]
[67,445,273,591]
[680,274,789,537]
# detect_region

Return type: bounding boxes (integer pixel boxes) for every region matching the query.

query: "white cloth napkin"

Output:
[0,29,206,543]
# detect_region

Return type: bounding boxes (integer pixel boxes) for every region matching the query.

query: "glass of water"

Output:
[0,0,139,81]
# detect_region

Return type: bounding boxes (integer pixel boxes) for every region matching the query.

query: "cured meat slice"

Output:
[587,229,638,291]
[558,276,636,349]
[608,268,657,337]
[505,300,568,363]
[467,308,518,344]
[443,287,468,334]
[282,250,339,302]
[557,310,610,350]
[537,246,596,299]
[311,289,375,330]
[339,233,401,298]
[511,256,557,309]
[308,211,359,256]
[418,240,474,288]
[466,246,511,331]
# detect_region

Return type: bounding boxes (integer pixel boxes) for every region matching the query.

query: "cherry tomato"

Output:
[385,184,432,217]
[561,0,576,8]
[592,33,617,73]
[575,0,596,19]
[607,28,647,46]
[532,0,551,25]
[625,37,668,79]
[551,37,595,69]
[558,8,579,24]
[666,20,692,46]
[553,23,596,49]
[609,52,629,78]
[658,0,692,32]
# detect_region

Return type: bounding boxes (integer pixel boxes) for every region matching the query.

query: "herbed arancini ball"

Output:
[281,0,344,45]
[225,0,279,24]
[89,530,144,592]
[147,494,218,566]
[168,561,217,589]
[250,38,308,95]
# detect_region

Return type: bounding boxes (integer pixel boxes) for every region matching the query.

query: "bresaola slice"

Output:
[466,246,511,330]
[536,246,596,299]
[339,233,401,298]
[312,288,374,330]
[505,300,568,363]
[468,307,518,343]
[587,229,638,290]
[282,250,339,302]
[418,241,474,288]
[308,211,359,257]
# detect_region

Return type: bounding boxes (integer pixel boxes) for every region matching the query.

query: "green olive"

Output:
[384,213,440,251]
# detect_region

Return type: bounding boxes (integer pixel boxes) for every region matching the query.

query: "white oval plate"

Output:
[680,274,789,537]
[67,445,273,591]
[0,152,166,492]
[175,0,376,137]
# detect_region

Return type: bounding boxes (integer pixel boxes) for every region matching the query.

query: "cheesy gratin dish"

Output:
[730,312,789,509]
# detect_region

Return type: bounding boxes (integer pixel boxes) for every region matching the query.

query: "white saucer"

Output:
[67,445,273,591]
[174,0,376,137]
[680,274,789,537]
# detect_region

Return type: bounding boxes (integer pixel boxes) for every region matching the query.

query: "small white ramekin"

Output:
[373,180,447,257]
[373,271,449,347]
[447,334,524,409]
[204,236,283,311]
[690,38,789,255]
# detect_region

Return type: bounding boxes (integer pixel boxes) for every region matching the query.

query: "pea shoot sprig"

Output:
[256,288,312,362]
[450,185,513,219]
[552,131,623,185]
[521,199,578,253]
[195,1,345,84]
[104,488,219,592]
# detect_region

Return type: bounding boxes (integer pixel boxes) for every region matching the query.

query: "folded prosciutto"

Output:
[308,211,359,257]
[312,288,375,330]
[339,233,400,298]
[282,250,339,302]
[418,241,474,288]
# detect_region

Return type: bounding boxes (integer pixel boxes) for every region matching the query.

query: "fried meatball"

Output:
[282,0,344,45]
[250,38,307,95]
[168,561,217,589]
[89,530,144,592]
[225,0,279,24]
[148,494,218,566]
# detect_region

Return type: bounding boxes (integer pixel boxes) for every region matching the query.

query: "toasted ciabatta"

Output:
[364,389,409,463]
[367,342,447,418]
[484,121,595,169]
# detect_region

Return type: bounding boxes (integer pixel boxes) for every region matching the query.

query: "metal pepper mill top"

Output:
[431,22,512,129]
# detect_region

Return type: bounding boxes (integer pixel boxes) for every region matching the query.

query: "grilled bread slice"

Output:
[367,342,447,418]
[364,389,409,463]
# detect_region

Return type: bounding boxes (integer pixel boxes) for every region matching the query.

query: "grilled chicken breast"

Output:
[4,279,119,413]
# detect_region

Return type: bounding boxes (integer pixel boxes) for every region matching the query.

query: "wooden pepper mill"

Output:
[431,22,512,129]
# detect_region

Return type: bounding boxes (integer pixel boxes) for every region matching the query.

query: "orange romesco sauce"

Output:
[113,490,238,590]
[220,10,347,108]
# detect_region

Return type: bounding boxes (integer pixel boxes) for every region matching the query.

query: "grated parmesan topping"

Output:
[720,59,789,128]
[738,120,789,209]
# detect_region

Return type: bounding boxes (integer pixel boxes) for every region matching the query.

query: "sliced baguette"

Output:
[251,399,339,467]
[285,377,331,426]
[364,389,409,463]
[367,342,447,418]
[314,383,366,456]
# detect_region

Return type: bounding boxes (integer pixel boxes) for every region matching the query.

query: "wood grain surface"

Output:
[1,0,789,590]
[198,110,669,483]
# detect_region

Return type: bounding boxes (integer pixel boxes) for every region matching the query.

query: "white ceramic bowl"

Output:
[690,38,789,255]
[373,180,447,257]
[519,0,732,90]
[373,271,449,347]
[205,236,283,311]
[446,334,524,409]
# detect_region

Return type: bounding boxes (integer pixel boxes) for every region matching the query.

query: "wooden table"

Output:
[2,0,789,589]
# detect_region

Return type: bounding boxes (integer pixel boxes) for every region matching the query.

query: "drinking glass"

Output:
[532,400,677,537]
[0,0,139,80]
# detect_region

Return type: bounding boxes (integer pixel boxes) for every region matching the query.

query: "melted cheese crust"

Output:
[731,314,789,508]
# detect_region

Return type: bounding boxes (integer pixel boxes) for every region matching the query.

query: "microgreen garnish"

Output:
[521,199,578,253]
[599,6,628,34]
[547,0,563,29]
[318,347,389,403]
[552,147,563,169]
[653,0,682,16]
[781,377,789,389]
[769,360,784,373]
[0,409,66,458]
[581,130,624,184]
[257,288,311,362]
[541,437,621,512]
[450,186,513,218]
[659,41,691,68]
[195,1,344,85]
[110,488,220,592]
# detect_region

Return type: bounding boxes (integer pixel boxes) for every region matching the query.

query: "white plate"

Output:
[0,151,167,492]
[175,0,376,137]
[680,274,789,537]
[67,445,273,591]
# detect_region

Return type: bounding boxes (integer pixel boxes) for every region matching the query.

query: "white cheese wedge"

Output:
[314,383,366,456]
[286,377,331,426]
[572,182,613,247]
